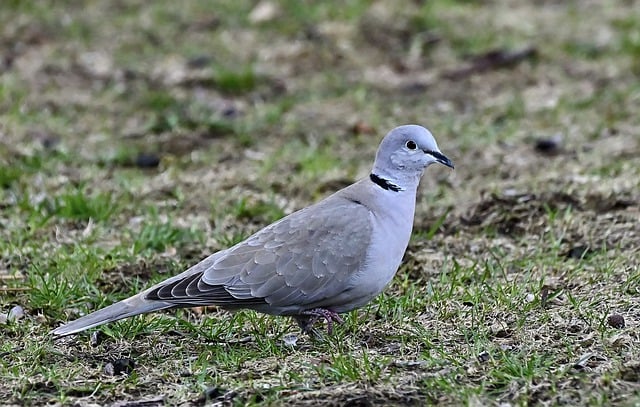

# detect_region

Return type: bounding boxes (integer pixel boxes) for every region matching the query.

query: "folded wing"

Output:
[145,196,373,313]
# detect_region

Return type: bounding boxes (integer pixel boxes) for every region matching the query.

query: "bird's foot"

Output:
[296,308,343,335]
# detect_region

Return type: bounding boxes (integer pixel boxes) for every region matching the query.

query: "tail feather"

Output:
[51,294,172,336]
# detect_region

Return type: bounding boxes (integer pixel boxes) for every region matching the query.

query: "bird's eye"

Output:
[406,140,417,150]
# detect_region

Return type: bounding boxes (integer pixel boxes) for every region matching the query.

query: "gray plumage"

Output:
[51,124,453,336]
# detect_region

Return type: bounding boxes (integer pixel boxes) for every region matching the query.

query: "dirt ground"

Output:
[0,0,639,405]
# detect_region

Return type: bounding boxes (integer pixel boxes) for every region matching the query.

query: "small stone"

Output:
[608,314,625,329]
[534,134,563,154]
[283,334,298,346]
[135,153,160,168]
[477,350,490,363]
[187,55,213,69]
[104,358,135,376]
[103,362,115,376]
[525,293,535,303]
[8,305,25,322]
[90,331,104,347]
[248,1,279,24]
[222,106,239,118]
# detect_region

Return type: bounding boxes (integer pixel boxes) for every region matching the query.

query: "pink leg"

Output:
[296,308,344,334]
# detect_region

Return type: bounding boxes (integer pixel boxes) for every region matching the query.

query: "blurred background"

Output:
[2,0,638,193]
[0,0,638,405]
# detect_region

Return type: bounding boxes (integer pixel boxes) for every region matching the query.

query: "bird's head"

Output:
[371,125,453,189]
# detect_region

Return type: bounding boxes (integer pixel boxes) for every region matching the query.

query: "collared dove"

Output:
[52,124,453,336]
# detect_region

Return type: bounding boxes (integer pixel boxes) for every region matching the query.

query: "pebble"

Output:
[104,358,135,376]
[608,314,625,329]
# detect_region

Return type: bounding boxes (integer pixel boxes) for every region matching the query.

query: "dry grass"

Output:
[1,0,639,405]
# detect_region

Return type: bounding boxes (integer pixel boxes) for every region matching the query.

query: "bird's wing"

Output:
[145,195,373,311]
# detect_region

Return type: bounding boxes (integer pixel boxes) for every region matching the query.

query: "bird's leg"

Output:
[296,308,344,335]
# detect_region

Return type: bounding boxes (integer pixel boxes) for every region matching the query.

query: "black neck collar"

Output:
[370,173,401,192]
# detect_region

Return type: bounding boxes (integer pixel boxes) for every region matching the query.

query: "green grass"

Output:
[0,0,639,406]
[131,219,202,255]
[39,189,117,222]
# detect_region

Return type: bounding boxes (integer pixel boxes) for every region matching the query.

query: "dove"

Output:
[51,124,453,337]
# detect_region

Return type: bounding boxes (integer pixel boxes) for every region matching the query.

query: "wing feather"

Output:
[144,194,372,313]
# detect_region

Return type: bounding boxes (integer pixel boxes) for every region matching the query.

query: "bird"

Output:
[51,124,454,337]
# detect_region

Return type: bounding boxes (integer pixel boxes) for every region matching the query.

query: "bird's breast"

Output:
[341,194,415,308]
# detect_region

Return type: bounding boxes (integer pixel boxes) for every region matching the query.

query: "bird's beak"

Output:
[426,150,454,169]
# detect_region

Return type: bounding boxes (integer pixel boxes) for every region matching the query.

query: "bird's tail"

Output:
[51,294,172,337]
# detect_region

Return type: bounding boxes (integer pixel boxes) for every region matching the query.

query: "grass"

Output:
[1,0,639,406]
